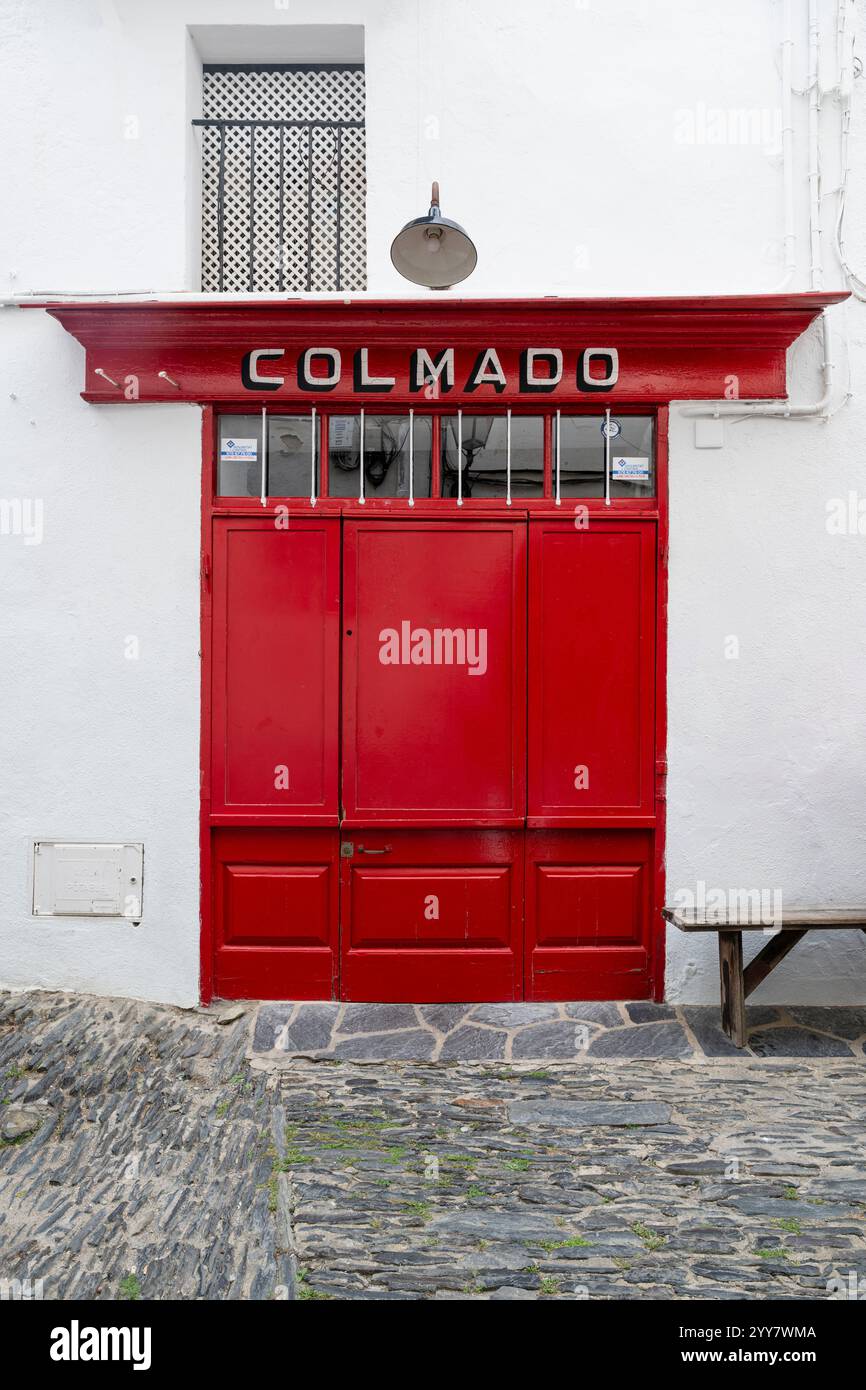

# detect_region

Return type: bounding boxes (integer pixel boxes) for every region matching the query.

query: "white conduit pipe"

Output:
[773,0,797,291]
[684,0,838,423]
[681,317,834,420]
[808,0,823,290]
[832,1,866,300]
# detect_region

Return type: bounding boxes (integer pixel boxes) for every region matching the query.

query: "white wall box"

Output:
[32,843,144,920]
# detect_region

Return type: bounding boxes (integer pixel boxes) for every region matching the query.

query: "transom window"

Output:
[217,412,656,501]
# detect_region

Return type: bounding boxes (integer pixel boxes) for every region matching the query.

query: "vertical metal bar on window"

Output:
[310,405,317,507]
[555,409,561,506]
[457,409,463,507]
[217,124,226,293]
[277,125,284,294]
[604,407,612,506]
[260,407,268,507]
[335,126,342,293]
[408,408,415,507]
[506,407,512,506]
[306,125,313,293]
[249,125,256,293]
[359,409,365,503]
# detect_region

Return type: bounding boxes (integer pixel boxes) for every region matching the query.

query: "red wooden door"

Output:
[208,512,660,1002]
[211,516,340,997]
[525,519,657,998]
[339,519,526,998]
[341,520,526,826]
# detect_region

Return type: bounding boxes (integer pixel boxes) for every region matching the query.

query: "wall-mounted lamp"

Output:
[390,182,477,290]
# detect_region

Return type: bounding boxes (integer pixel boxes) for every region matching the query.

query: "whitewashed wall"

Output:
[0,0,864,1004]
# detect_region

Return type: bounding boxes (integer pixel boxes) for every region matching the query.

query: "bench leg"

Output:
[743,928,806,998]
[718,930,746,1047]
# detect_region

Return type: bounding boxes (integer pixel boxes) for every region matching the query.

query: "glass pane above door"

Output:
[328,415,433,498]
[217,414,318,497]
[557,415,655,498]
[441,415,544,498]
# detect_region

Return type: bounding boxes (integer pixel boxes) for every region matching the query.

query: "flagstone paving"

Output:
[252,999,866,1061]
[1,990,865,1301]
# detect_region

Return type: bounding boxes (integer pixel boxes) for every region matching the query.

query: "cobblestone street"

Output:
[1,991,865,1301]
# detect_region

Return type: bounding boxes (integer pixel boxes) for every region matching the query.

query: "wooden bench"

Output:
[662,908,866,1048]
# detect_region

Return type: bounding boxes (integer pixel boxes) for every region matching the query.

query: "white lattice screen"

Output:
[199,66,367,293]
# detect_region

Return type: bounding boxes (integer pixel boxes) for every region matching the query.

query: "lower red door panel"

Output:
[525,831,652,1000]
[340,830,523,1000]
[213,829,338,999]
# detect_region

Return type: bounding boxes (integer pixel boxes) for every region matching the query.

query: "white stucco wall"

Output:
[666,342,866,1002]
[0,0,865,1003]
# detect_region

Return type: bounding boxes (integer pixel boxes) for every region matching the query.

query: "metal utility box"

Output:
[32,842,144,918]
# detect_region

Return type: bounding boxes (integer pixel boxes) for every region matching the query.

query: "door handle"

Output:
[357,844,392,854]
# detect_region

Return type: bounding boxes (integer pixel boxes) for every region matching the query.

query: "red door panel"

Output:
[342,521,526,826]
[211,517,340,823]
[213,828,338,998]
[525,830,652,999]
[341,830,523,1000]
[349,869,513,948]
[528,520,656,826]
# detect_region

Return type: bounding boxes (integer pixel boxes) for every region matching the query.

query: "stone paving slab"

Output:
[252,1000,866,1062]
[2,990,865,1302]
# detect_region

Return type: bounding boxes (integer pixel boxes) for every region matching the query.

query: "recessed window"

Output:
[557,415,654,498]
[196,64,366,293]
[328,415,433,498]
[441,415,544,498]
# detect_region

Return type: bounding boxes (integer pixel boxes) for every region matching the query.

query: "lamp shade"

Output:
[390,182,477,290]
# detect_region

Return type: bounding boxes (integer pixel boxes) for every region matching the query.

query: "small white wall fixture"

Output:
[32,842,144,921]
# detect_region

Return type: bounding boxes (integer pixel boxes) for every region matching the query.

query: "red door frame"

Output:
[200,405,217,1005]
[198,402,670,1004]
